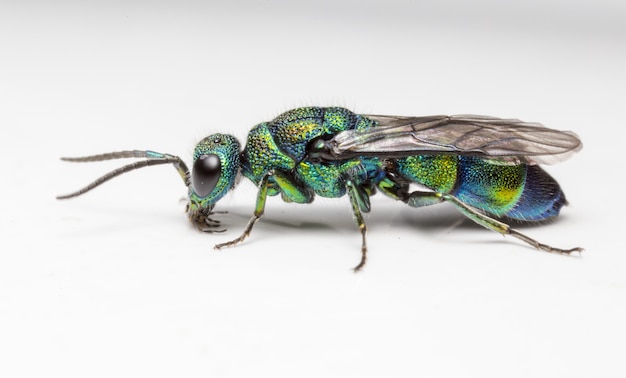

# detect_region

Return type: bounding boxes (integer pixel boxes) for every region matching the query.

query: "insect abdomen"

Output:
[395,156,566,221]
[455,158,567,221]
[454,157,527,218]
[501,165,567,221]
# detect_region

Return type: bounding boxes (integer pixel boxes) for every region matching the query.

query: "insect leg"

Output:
[404,190,583,254]
[214,172,271,250]
[273,170,315,204]
[344,178,372,272]
[441,194,583,254]
[214,168,316,250]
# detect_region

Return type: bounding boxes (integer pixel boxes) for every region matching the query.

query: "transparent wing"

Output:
[325,114,582,165]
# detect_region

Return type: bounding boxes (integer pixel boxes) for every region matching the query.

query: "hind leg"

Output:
[389,183,583,254]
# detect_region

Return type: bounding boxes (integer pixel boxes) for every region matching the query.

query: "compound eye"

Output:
[191,154,221,198]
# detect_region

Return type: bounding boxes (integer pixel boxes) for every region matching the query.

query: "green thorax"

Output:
[241,107,374,183]
[240,107,378,199]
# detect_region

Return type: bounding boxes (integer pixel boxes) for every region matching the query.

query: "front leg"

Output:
[214,172,271,249]
[214,169,315,250]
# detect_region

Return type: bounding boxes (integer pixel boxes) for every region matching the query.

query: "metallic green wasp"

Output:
[58,107,583,271]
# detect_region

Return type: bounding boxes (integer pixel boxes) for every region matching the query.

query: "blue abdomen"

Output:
[453,158,566,222]
[396,155,567,222]
[502,165,567,221]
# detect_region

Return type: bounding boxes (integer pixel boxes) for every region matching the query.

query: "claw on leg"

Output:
[345,178,370,272]
[214,172,270,250]
[508,228,584,255]
[214,214,261,249]
[352,224,368,272]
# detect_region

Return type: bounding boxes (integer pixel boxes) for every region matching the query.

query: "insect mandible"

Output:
[57,107,583,271]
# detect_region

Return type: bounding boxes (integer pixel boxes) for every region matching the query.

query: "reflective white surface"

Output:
[1,1,624,377]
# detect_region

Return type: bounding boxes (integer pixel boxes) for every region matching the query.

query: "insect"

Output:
[58,107,583,271]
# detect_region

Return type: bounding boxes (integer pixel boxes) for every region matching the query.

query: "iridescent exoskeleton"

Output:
[58,107,583,271]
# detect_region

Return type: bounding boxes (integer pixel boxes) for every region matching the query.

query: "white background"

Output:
[1,1,624,377]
